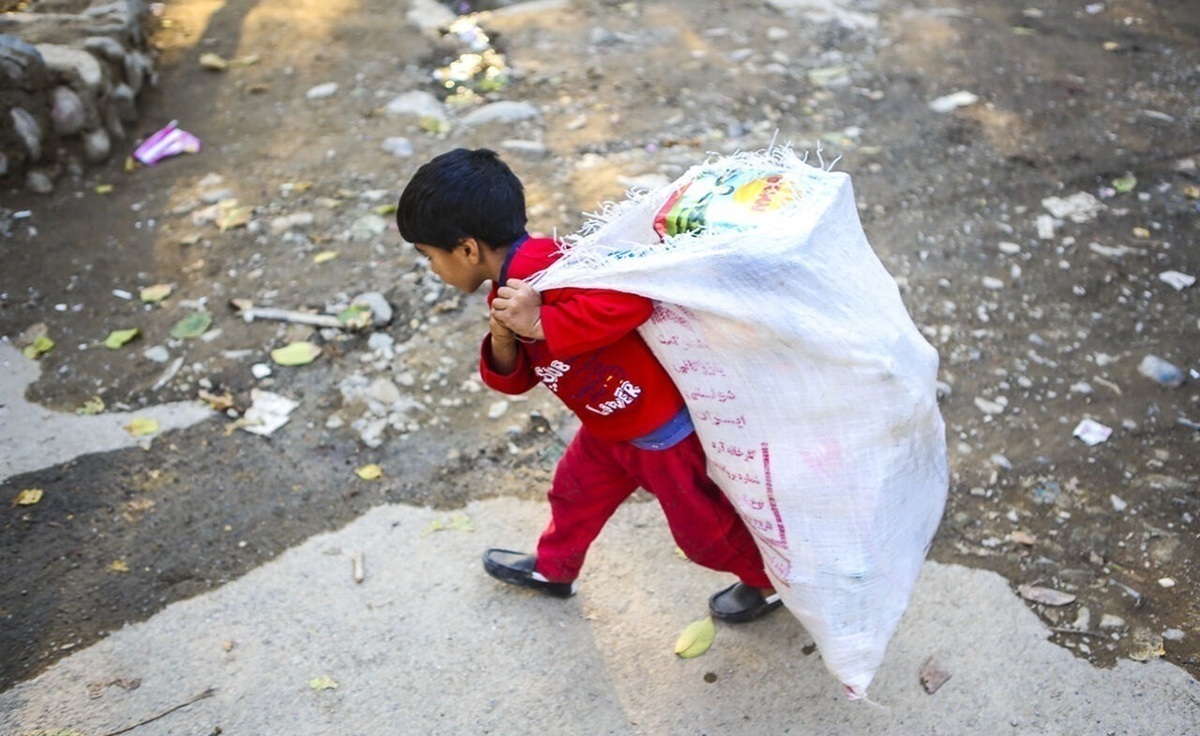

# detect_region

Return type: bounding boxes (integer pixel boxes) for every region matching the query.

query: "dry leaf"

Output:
[199,52,228,70]
[355,464,383,480]
[313,250,339,264]
[424,514,475,535]
[919,656,951,694]
[1008,530,1036,546]
[14,488,44,506]
[198,389,235,411]
[125,417,159,437]
[674,616,716,659]
[140,284,173,303]
[1017,583,1076,606]
[271,341,322,366]
[308,676,338,691]
[104,328,141,349]
[76,396,105,415]
[109,560,130,573]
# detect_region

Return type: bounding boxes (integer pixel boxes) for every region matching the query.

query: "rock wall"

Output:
[0,0,156,193]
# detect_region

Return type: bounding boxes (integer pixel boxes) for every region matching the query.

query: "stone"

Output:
[109,82,137,122]
[305,82,339,100]
[11,107,42,160]
[384,90,445,120]
[36,43,104,92]
[350,214,388,242]
[459,100,539,127]
[83,126,111,162]
[51,85,87,136]
[26,169,54,194]
[381,136,414,158]
[406,0,455,33]
[353,291,393,326]
[0,34,47,87]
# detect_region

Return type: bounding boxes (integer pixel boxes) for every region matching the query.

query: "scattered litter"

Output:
[1158,270,1195,290]
[133,121,201,166]
[919,656,951,694]
[13,488,43,506]
[305,82,340,100]
[354,464,383,480]
[151,356,184,390]
[251,363,272,379]
[1017,584,1076,606]
[1157,578,1176,588]
[124,417,159,437]
[1041,192,1103,223]
[674,616,716,659]
[928,91,978,113]
[170,312,213,339]
[270,341,322,366]
[104,328,140,349]
[1072,418,1112,446]
[352,551,365,584]
[231,298,344,329]
[241,389,298,436]
[1110,494,1127,512]
[1137,355,1185,388]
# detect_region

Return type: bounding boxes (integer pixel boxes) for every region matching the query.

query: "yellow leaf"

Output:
[95,184,114,194]
[109,560,130,573]
[125,417,159,437]
[104,328,141,349]
[674,616,716,659]
[313,250,339,264]
[424,513,475,535]
[309,676,338,691]
[14,488,43,506]
[355,464,383,480]
[140,284,173,303]
[76,396,106,415]
[372,203,397,216]
[270,341,322,366]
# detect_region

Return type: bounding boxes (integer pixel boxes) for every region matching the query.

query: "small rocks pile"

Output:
[0,0,156,192]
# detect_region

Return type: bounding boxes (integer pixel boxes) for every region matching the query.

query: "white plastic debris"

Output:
[1073,418,1112,446]
[241,389,298,435]
[305,82,339,100]
[1158,270,1196,290]
[1042,192,1103,223]
[928,91,978,113]
[1138,355,1185,387]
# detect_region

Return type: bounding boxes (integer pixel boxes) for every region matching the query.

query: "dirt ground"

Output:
[1,0,1197,693]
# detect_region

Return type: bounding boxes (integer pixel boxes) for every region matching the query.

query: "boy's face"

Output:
[413,240,487,293]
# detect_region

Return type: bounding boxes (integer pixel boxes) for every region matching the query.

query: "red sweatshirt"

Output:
[479,236,684,443]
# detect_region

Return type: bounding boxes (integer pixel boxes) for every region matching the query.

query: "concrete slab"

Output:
[2,497,1195,735]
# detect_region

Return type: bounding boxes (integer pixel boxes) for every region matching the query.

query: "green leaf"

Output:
[1112,173,1137,194]
[372,203,397,216]
[336,304,373,330]
[170,312,212,339]
[104,328,141,349]
[270,341,322,366]
[674,616,716,658]
[22,335,54,359]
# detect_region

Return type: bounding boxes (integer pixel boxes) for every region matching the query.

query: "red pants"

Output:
[534,426,772,589]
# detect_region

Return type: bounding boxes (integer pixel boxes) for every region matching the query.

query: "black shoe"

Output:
[482,549,577,598]
[709,582,783,623]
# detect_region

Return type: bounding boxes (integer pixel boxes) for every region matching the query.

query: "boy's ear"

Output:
[458,237,483,263]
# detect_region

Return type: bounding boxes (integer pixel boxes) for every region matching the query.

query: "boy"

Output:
[396,148,781,622]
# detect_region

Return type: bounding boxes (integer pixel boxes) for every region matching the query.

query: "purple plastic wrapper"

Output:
[133,121,201,165]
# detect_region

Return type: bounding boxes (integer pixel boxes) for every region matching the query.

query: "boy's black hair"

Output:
[396,147,527,251]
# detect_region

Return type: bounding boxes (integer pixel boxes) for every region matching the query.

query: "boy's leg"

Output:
[533,426,639,582]
[620,433,773,590]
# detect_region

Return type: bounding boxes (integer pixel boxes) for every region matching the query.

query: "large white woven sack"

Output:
[531,148,948,698]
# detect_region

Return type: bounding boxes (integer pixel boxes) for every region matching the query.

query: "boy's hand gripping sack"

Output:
[531,148,948,698]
